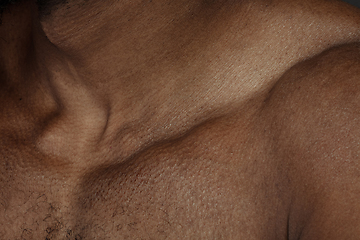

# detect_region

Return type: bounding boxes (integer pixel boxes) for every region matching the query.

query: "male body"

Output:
[1,0,360,239]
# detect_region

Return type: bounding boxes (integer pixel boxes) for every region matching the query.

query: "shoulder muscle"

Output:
[262,43,360,240]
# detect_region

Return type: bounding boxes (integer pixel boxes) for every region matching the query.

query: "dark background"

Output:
[342,0,360,8]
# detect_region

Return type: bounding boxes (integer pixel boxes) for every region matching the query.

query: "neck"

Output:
[8,0,358,165]
[27,0,250,163]
[37,0,250,102]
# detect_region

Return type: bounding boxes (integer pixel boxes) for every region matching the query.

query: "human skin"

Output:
[1,0,360,239]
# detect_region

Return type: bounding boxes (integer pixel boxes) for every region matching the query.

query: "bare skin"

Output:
[1,0,360,239]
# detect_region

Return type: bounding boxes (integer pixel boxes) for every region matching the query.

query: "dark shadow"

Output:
[342,0,360,8]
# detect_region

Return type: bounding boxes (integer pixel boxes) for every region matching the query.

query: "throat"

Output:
[35,106,110,163]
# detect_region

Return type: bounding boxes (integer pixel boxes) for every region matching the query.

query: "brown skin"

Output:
[1,0,360,239]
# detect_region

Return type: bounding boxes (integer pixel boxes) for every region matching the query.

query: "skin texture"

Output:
[0,0,360,239]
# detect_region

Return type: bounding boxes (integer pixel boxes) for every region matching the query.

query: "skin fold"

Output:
[0,0,360,239]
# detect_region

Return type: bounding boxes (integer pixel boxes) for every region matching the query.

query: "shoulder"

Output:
[262,43,360,166]
[261,43,360,239]
[262,42,360,178]
[264,42,360,131]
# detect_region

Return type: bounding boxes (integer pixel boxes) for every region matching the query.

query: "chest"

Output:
[0,118,289,239]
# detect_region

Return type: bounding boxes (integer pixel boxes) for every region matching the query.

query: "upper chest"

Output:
[0,109,290,240]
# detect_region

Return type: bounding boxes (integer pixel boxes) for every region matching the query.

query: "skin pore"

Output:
[1,0,360,239]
